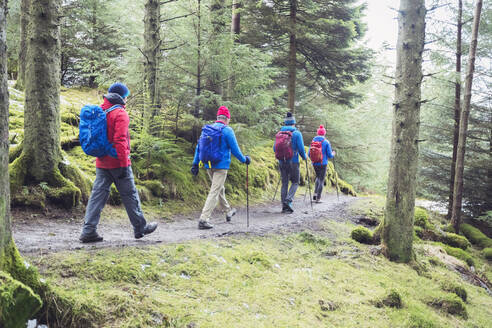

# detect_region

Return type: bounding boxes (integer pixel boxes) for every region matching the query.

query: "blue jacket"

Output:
[273,126,307,164]
[193,122,246,169]
[308,136,334,166]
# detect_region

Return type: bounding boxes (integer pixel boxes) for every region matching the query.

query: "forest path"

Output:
[13,193,357,254]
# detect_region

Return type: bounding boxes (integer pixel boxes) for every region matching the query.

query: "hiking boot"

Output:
[135,222,158,239]
[283,202,294,214]
[198,220,213,230]
[315,194,322,203]
[79,232,103,243]
[226,208,237,222]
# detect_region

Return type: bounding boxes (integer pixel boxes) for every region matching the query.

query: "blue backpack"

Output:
[198,124,226,165]
[79,104,120,158]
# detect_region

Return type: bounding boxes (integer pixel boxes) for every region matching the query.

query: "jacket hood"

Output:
[103,92,126,105]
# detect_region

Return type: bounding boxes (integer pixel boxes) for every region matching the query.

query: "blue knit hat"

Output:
[108,82,130,98]
[284,112,296,125]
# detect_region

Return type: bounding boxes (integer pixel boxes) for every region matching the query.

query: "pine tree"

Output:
[241,0,372,111]
[383,0,426,263]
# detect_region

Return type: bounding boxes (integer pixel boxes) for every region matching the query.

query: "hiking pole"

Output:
[332,157,340,202]
[305,160,313,211]
[246,164,250,228]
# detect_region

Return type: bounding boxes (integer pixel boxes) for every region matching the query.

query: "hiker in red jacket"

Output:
[79,83,157,243]
[308,125,335,203]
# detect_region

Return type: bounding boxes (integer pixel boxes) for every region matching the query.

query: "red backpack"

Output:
[309,140,323,163]
[274,131,294,160]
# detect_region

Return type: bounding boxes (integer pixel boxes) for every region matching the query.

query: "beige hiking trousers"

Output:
[200,169,231,222]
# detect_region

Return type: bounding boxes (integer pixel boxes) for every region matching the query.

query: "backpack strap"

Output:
[104,104,122,114]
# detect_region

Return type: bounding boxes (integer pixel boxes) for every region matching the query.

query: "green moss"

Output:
[383,290,403,308]
[405,312,437,328]
[441,282,467,302]
[138,180,165,197]
[9,152,82,208]
[351,226,373,244]
[108,184,121,205]
[59,158,91,203]
[61,112,79,126]
[0,240,43,294]
[460,223,492,249]
[8,142,23,164]
[0,271,43,328]
[442,244,475,267]
[482,247,492,260]
[45,169,82,209]
[414,226,424,239]
[298,232,329,247]
[414,207,430,229]
[428,294,467,319]
[441,233,470,250]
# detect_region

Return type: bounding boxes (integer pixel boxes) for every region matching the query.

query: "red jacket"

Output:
[96,98,131,169]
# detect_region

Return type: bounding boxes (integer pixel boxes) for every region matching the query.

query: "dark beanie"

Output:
[284,112,296,125]
[108,82,130,98]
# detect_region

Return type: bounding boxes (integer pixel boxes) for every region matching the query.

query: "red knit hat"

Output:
[317,125,326,136]
[217,106,230,119]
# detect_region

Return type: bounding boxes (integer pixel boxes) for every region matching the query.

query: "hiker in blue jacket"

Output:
[191,106,251,230]
[273,112,307,213]
[308,125,335,203]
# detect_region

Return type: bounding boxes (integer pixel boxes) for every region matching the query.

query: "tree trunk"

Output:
[9,0,83,208]
[287,0,297,114]
[382,0,426,263]
[207,0,225,96]
[87,0,98,88]
[447,0,462,219]
[0,0,10,252]
[15,0,28,90]
[24,0,62,180]
[450,0,483,233]
[144,0,161,126]
[231,0,240,37]
[192,0,202,146]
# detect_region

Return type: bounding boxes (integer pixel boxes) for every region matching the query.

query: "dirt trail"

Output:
[13,194,356,254]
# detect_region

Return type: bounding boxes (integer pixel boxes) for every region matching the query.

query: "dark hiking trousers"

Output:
[82,167,147,236]
[313,164,327,199]
[279,161,300,205]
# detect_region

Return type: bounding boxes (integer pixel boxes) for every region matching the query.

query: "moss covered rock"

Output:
[0,271,42,328]
[460,224,492,249]
[138,179,165,197]
[351,226,373,244]
[414,207,430,229]
[442,233,470,250]
[429,294,467,319]
[442,245,475,267]
[441,282,467,302]
[374,289,403,308]
[482,247,492,260]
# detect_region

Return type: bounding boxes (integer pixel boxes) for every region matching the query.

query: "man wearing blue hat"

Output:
[79,82,157,243]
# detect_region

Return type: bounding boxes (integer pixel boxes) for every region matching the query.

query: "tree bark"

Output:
[195,0,202,118]
[231,0,240,37]
[383,0,426,263]
[0,0,11,251]
[287,0,297,114]
[23,0,62,180]
[15,0,28,90]
[144,0,161,126]
[451,0,483,232]
[9,0,83,208]
[447,0,462,220]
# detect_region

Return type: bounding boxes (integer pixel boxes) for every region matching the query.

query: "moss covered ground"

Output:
[21,196,491,328]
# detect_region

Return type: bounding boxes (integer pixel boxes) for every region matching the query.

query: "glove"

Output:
[117,166,129,179]
[191,164,199,176]
[244,155,251,165]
